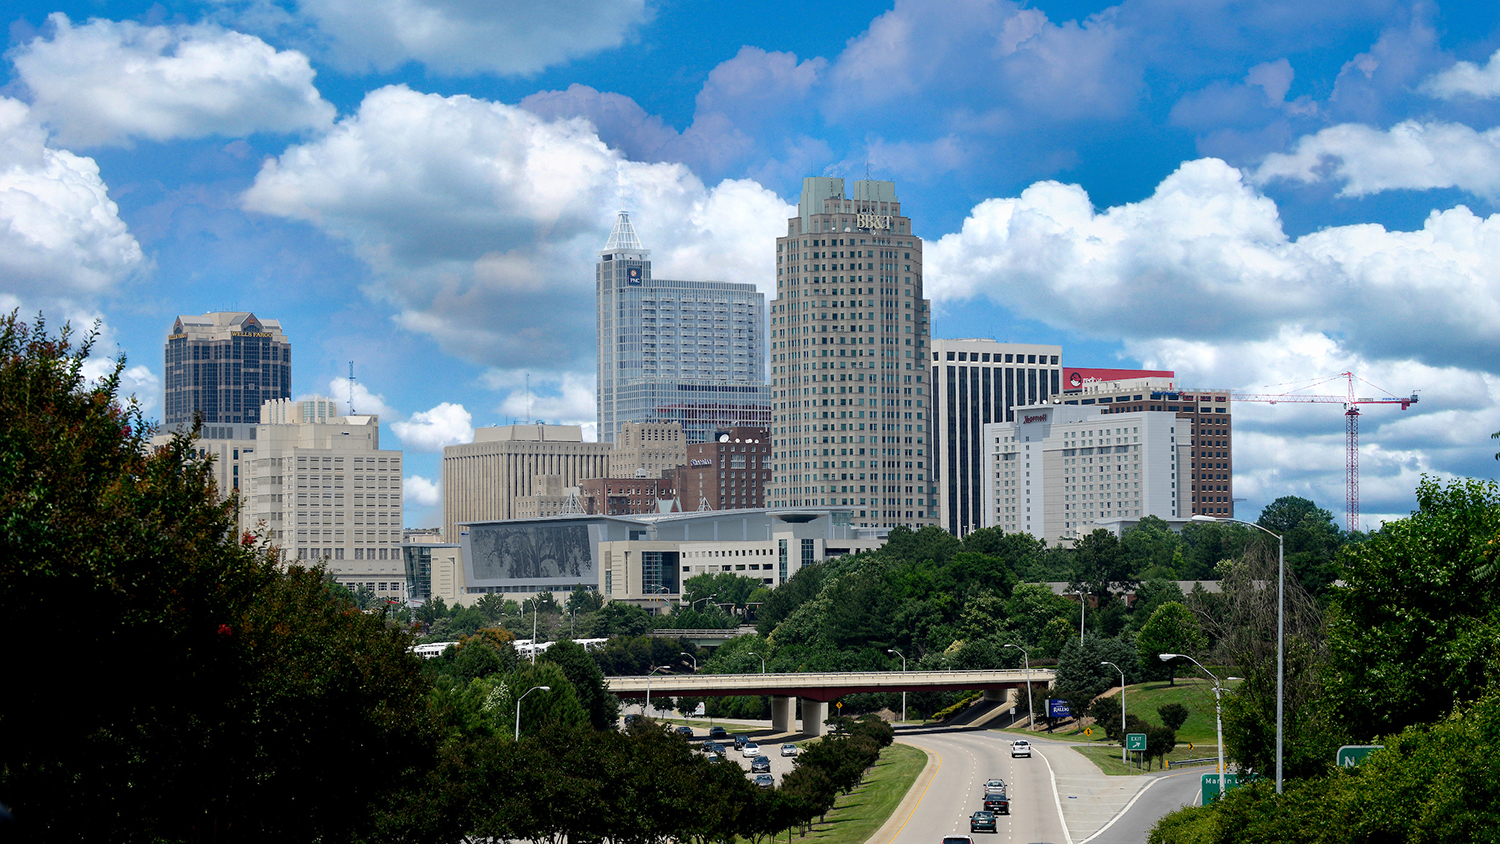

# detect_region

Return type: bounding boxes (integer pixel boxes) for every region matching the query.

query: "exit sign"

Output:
[1126,733,1147,751]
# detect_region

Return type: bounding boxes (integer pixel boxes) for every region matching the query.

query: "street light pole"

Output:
[1160,653,1234,789]
[888,648,907,723]
[1101,661,1126,763]
[680,652,697,671]
[1193,514,1285,794]
[515,684,551,741]
[645,664,666,719]
[1005,644,1033,731]
[747,651,766,673]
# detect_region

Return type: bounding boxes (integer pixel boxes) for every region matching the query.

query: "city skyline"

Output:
[3,0,1497,531]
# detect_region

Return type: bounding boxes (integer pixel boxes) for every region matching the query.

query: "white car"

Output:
[741,742,761,757]
[1011,740,1031,758]
[781,743,799,757]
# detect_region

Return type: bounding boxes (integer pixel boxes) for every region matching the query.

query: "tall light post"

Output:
[1193,514,1285,794]
[515,684,551,741]
[1005,644,1033,731]
[692,593,718,612]
[680,652,697,671]
[644,664,666,719]
[1101,661,1126,763]
[887,648,907,723]
[747,651,766,673]
[1160,654,1240,791]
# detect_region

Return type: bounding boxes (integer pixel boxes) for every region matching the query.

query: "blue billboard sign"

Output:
[1047,699,1072,718]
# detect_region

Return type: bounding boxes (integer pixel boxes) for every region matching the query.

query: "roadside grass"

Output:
[1073,744,1221,776]
[783,743,928,844]
[990,677,1232,748]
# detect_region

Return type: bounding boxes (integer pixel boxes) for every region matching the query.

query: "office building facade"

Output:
[612,421,688,478]
[164,312,291,428]
[666,426,771,511]
[441,424,612,542]
[595,212,771,446]
[931,339,1063,537]
[578,476,677,515]
[982,403,1184,544]
[768,177,935,529]
[240,397,405,594]
[1060,377,1234,518]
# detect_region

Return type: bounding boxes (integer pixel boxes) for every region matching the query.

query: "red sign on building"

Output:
[1064,367,1174,391]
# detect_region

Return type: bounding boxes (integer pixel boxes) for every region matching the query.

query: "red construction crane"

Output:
[1233,372,1418,532]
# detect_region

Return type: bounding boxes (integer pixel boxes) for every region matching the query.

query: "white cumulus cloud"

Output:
[0,98,145,305]
[1421,48,1500,100]
[10,14,334,147]
[926,156,1500,519]
[392,401,474,452]
[403,475,441,507]
[1254,121,1500,199]
[292,0,650,76]
[242,85,790,376]
[314,378,397,419]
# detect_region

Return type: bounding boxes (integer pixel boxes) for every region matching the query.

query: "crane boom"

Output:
[1230,372,1418,532]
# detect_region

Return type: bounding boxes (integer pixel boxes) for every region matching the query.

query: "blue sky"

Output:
[3,0,1497,532]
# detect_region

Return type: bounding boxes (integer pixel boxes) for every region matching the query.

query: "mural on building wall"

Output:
[466,523,593,582]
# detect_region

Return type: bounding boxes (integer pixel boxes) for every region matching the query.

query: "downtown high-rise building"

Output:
[768,177,936,529]
[931,339,1063,537]
[163,312,290,428]
[595,211,771,446]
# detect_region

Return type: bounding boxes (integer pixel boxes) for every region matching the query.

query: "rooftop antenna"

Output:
[347,362,356,414]
[526,373,532,424]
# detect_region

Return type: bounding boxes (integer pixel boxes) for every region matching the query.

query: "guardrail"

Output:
[1165,757,1219,769]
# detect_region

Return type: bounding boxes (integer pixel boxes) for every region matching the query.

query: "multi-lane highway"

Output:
[871,727,1202,844]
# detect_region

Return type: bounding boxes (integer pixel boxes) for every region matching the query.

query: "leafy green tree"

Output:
[1122,516,1181,580]
[1056,634,1138,702]
[417,594,451,625]
[567,584,604,613]
[589,600,654,637]
[0,313,437,842]
[1129,579,1186,632]
[1002,582,1077,651]
[1325,476,1500,741]
[1158,702,1190,732]
[541,639,618,730]
[1258,496,1345,599]
[1137,601,1204,685]
[1070,529,1139,602]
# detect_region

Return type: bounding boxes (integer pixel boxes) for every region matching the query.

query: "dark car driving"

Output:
[983,793,1009,815]
[750,755,771,773]
[970,811,997,833]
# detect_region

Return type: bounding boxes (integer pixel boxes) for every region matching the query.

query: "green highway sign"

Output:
[1200,773,1243,804]
[1126,732,1147,751]
[1336,745,1383,767]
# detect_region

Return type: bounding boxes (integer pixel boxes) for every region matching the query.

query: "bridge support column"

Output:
[771,696,796,733]
[802,700,829,736]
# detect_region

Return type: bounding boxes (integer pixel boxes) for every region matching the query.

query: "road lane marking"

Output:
[1075,770,1194,844]
[868,743,942,844]
[1036,747,1074,844]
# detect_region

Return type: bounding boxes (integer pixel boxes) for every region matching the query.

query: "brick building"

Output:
[669,426,771,511]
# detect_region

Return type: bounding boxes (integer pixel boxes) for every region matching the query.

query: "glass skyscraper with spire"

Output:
[595,211,771,446]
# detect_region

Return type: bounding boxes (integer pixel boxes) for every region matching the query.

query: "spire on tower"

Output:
[601,210,648,257]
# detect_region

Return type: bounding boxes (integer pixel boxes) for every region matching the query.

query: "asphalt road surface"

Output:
[872,727,1203,844]
[883,728,1069,844]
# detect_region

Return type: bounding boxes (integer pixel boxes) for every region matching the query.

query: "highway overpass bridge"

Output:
[606,668,1055,736]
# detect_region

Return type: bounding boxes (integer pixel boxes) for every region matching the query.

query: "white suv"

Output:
[1011,740,1032,758]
